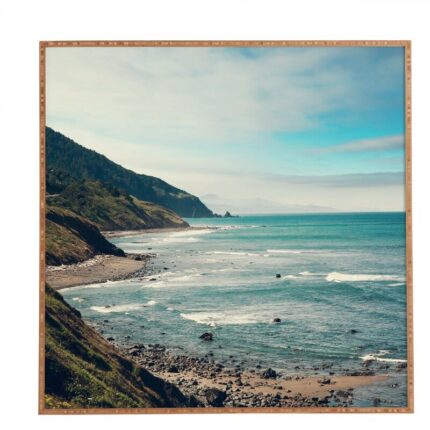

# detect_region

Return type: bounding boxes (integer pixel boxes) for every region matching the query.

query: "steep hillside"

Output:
[45,284,197,409]
[48,180,189,231]
[46,206,124,265]
[46,127,213,217]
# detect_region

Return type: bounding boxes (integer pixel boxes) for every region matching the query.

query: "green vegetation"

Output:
[46,206,124,265]
[48,180,189,231]
[45,284,196,409]
[46,127,214,217]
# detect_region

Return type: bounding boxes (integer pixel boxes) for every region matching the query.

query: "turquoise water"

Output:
[61,212,408,406]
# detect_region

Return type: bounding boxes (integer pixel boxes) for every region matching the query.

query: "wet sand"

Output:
[46,254,152,290]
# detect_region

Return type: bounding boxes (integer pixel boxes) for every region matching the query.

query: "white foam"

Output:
[267,249,326,255]
[170,273,203,282]
[141,281,166,288]
[72,297,84,303]
[162,236,200,243]
[179,303,288,326]
[180,311,262,326]
[158,228,215,244]
[283,271,323,280]
[90,303,148,314]
[267,249,302,254]
[147,300,157,306]
[61,278,134,292]
[207,251,260,257]
[360,350,407,364]
[326,272,404,283]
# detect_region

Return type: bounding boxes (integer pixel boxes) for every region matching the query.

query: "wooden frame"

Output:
[39,40,413,414]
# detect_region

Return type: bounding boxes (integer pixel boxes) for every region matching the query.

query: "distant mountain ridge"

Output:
[46,127,214,218]
[200,194,338,215]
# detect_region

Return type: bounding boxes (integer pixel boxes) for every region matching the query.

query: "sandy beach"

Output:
[46,253,152,290]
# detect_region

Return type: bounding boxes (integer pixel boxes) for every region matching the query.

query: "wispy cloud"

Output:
[46,46,406,212]
[47,47,404,145]
[264,171,404,188]
[316,135,404,154]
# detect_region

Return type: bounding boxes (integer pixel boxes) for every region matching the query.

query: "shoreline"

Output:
[103,226,215,238]
[50,226,406,408]
[46,253,152,290]
[104,336,397,408]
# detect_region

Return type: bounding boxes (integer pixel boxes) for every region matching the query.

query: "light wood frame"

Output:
[39,40,413,414]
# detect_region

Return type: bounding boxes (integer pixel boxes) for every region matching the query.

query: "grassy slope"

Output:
[45,285,197,409]
[46,127,213,217]
[49,180,189,231]
[46,206,125,265]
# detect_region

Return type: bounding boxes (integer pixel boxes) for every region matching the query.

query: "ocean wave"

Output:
[360,350,406,363]
[206,251,260,257]
[158,236,201,244]
[90,300,156,313]
[179,303,288,326]
[169,273,203,282]
[283,271,324,280]
[267,249,327,255]
[172,229,215,237]
[141,272,205,288]
[61,279,133,292]
[72,297,84,303]
[180,311,261,326]
[299,271,324,276]
[326,272,405,283]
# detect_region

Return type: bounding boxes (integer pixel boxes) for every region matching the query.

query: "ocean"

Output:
[61,212,408,407]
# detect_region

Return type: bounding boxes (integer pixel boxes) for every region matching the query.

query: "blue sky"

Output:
[46,46,405,212]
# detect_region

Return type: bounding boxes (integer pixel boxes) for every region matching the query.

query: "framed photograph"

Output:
[39,41,412,414]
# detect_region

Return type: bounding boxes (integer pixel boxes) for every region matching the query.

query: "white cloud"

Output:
[316,135,404,154]
[45,46,405,212]
[46,47,403,146]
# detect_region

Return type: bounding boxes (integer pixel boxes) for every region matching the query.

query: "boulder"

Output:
[205,387,227,407]
[273,318,281,323]
[128,344,145,356]
[318,377,331,385]
[275,274,281,278]
[199,332,213,341]
[262,368,277,379]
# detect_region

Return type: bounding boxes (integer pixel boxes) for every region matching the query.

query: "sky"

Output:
[46,46,406,212]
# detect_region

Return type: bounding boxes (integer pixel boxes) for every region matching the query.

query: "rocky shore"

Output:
[50,230,407,409]
[92,331,405,408]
